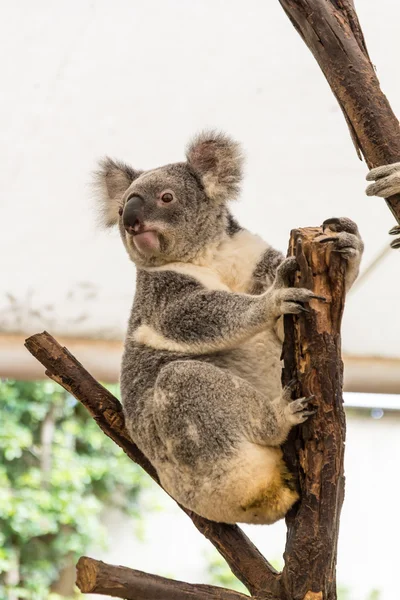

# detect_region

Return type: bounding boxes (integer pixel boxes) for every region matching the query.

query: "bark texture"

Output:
[76,556,250,600]
[278,0,400,230]
[281,228,347,600]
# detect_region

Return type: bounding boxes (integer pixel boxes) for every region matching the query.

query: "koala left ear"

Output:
[186,131,244,203]
[93,157,141,227]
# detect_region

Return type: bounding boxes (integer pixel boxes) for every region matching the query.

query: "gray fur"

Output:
[186,130,244,203]
[93,131,365,525]
[366,161,400,197]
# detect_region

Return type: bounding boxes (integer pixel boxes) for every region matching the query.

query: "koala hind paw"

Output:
[286,395,316,425]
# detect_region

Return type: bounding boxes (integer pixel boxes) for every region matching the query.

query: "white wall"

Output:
[1,0,400,359]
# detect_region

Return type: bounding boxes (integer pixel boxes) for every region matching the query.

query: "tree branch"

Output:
[76,556,251,600]
[278,0,400,232]
[281,228,347,600]
[24,332,280,598]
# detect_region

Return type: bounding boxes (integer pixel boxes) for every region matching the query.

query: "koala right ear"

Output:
[186,130,244,203]
[93,157,141,227]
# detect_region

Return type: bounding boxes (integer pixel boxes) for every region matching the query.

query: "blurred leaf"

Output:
[0,379,150,598]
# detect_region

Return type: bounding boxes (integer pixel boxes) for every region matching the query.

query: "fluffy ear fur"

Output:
[93,158,141,227]
[186,131,244,203]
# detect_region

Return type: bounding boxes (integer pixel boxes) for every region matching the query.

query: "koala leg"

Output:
[150,360,311,524]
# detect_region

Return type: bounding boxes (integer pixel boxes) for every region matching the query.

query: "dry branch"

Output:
[24,332,279,598]
[25,222,346,600]
[281,228,347,600]
[76,556,250,600]
[278,0,400,232]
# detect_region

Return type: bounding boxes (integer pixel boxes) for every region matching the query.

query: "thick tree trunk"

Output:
[278,0,400,235]
[281,228,347,600]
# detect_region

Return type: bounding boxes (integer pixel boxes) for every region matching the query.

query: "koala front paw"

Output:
[366,162,400,198]
[271,287,326,317]
[319,217,364,261]
[267,257,326,318]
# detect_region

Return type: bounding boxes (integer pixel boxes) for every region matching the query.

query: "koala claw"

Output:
[281,378,298,402]
[286,395,316,424]
[296,304,310,313]
[275,288,326,317]
[320,236,358,259]
[391,237,400,250]
[388,225,400,249]
[321,217,359,235]
[319,217,363,263]
[389,225,400,236]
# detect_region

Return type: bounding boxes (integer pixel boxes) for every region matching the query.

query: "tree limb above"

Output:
[278,0,400,228]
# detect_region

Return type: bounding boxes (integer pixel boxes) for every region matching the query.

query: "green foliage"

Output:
[0,379,148,599]
[366,591,381,600]
[338,586,381,600]
[205,550,249,595]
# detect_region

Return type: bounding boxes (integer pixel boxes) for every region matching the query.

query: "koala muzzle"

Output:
[123,195,144,233]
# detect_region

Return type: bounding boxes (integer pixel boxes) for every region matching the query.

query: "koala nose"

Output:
[123,195,144,233]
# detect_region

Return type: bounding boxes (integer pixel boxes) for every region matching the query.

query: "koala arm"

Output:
[133,260,322,354]
[154,289,273,353]
[251,246,285,293]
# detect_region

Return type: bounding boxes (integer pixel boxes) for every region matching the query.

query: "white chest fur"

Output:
[147,229,268,293]
[196,229,268,293]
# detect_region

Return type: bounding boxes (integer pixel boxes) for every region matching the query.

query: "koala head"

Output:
[94,131,244,267]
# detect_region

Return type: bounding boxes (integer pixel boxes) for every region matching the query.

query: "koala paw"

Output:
[319,217,364,261]
[281,384,316,425]
[267,257,326,317]
[366,162,400,198]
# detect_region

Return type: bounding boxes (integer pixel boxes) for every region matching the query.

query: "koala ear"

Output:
[186,131,244,203]
[93,157,141,227]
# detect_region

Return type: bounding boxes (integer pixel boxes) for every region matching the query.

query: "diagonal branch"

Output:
[24,331,280,598]
[76,556,251,600]
[278,0,400,230]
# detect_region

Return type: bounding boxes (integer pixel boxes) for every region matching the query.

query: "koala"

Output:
[94,131,369,525]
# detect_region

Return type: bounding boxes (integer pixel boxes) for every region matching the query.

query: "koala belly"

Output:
[210,328,283,401]
[156,442,298,525]
[139,356,297,525]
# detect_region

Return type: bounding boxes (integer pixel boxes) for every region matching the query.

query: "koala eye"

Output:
[161,192,174,204]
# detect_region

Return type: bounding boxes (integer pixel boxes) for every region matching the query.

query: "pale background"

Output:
[1,1,399,599]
